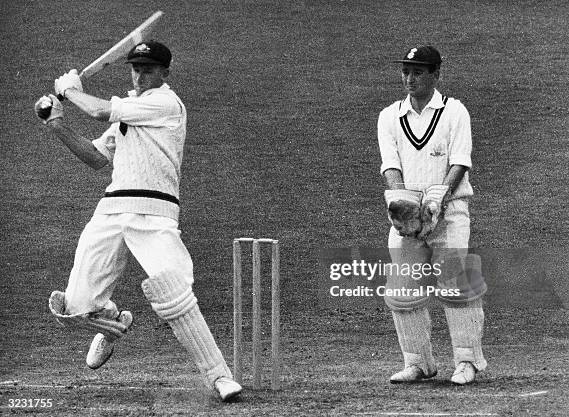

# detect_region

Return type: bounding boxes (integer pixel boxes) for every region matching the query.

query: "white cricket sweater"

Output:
[377,89,473,199]
[92,84,187,220]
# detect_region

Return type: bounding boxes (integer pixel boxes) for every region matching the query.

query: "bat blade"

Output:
[79,11,164,80]
[47,11,164,106]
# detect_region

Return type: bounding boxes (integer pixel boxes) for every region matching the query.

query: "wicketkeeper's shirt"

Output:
[378,89,473,199]
[92,83,187,220]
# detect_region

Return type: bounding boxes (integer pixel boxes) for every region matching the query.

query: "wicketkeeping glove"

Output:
[54,69,83,98]
[34,94,63,124]
[384,189,423,237]
[417,184,449,240]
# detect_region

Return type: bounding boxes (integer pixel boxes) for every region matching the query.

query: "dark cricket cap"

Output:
[126,41,172,67]
[393,45,442,67]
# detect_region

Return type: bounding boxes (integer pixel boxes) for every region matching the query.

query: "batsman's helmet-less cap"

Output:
[126,41,172,68]
[393,46,442,67]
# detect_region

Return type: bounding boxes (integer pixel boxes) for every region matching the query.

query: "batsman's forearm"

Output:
[65,89,112,122]
[46,119,108,170]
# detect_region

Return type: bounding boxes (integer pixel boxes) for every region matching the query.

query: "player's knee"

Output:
[141,270,197,321]
[437,254,487,305]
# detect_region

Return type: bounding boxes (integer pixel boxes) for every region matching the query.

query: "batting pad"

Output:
[141,271,231,387]
[48,291,128,340]
[384,286,431,311]
[392,307,437,376]
[437,253,487,304]
[384,247,431,312]
[444,298,487,371]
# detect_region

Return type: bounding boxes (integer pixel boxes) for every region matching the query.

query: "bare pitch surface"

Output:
[2,0,569,415]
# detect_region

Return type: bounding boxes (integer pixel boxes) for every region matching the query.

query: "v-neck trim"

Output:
[399,96,448,150]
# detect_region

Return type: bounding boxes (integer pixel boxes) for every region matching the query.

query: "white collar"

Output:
[127,83,170,97]
[398,89,445,117]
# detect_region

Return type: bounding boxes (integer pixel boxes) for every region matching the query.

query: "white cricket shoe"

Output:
[390,365,437,384]
[214,376,242,401]
[451,361,477,385]
[86,311,133,370]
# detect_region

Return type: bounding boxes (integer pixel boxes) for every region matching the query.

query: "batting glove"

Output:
[34,94,64,124]
[417,184,449,240]
[54,69,83,98]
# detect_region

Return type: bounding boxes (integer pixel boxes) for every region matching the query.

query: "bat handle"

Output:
[56,94,65,101]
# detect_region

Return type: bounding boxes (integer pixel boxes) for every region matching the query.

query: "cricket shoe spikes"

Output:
[86,311,133,370]
[451,361,477,385]
[214,376,242,401]
[390,365,437,383]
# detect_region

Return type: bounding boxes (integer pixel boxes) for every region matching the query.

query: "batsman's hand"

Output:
[384,189,423,237]
[417,184,449,240]
[54,69,83,98]
[34,94,63,124]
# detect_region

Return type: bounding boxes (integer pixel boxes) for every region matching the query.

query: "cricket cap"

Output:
[393,45,442,67]
[126,41,172,68]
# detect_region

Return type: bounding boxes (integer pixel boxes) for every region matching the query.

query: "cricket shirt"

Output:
[377,89,473,199]
[92,84,187,220]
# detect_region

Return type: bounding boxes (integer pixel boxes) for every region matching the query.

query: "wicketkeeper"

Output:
[378,46,487,385]
[34,41,241,400]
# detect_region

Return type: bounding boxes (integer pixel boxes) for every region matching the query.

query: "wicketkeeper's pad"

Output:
[385,189,423,237]
[436,253,487,304]
[48,291,129,340]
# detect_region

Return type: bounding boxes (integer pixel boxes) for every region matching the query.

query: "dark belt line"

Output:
[104,189,179,206]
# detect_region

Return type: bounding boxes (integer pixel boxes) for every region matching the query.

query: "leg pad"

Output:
[444,298,487,371]
[48,291,128,340]
[392,307,437,376]
[141,273,196,321]
[437,254,487,305]
[141,271,231,388]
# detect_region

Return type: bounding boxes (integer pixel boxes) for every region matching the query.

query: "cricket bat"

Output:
[38,11,164,118]
[77,11,164,81]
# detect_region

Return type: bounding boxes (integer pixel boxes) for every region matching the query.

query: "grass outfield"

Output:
[1,0,569,415]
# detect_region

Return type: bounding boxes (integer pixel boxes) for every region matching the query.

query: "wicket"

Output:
[233,238,281,390]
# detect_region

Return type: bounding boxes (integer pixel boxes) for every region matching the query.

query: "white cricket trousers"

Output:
[63,212,233,386]
[65,213,232,388]
[387,199,487,372]
[65,212,193,316]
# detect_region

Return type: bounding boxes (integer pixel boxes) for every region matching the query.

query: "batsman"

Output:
[378,46,487,385]
[34,40,242,400]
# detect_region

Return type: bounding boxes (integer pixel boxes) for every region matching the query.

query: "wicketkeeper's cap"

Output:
[126,40,172,68]
[393,45,442,67]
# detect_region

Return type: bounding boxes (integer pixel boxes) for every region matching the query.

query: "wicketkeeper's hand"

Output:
[54,69,83,98]
[384,189,423,237]
[417,184,449,240]
[34,94,63,124]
